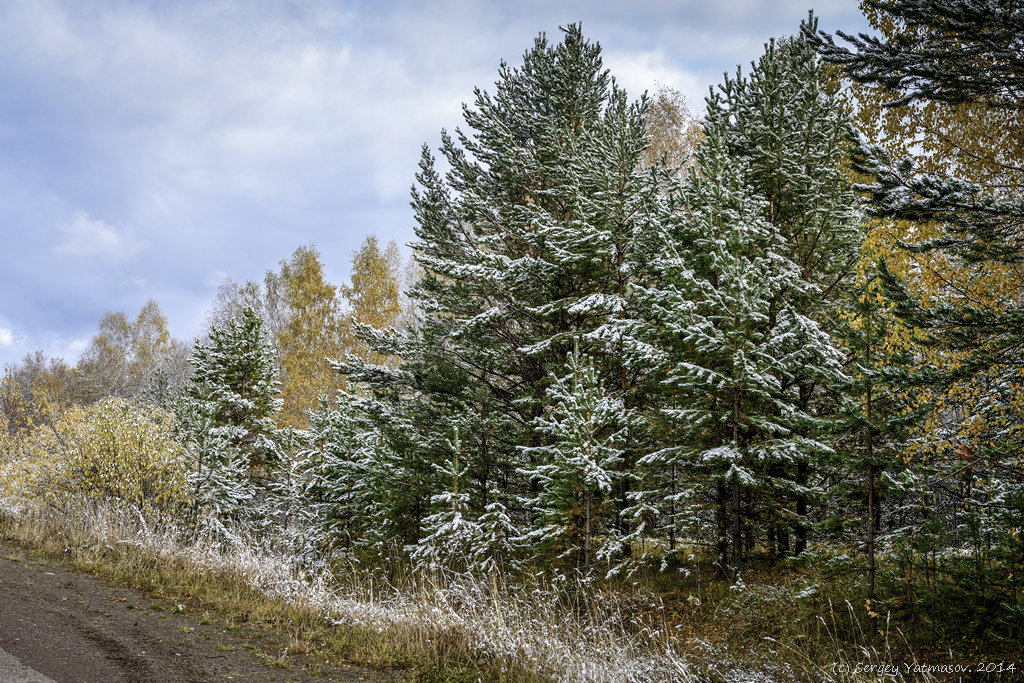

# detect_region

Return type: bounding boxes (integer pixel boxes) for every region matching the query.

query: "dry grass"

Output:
[0,499,952,682]
[0,502,512,680]
[659,573,942,682]
[0,500,684,681]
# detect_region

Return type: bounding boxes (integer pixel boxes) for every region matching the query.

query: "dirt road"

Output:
[0,544,391,682]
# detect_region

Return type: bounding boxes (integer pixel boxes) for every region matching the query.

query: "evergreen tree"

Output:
[645,85,846,577]
[811,3,1024,381]
[174,394,252,529]
[296,392,397,559]
[410,425,484,573]
[720,28,863,557]
[472,498,520,575]
[177,306,283,528]
[341,24,667,572]
[520,345,628,576]
[812,1,1023,111]
[834,265,917,600]
[632,28,861,568]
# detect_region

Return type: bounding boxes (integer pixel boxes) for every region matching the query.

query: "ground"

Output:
[0,544,394,683]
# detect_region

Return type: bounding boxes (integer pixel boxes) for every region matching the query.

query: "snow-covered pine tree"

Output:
[339,324,480,556]
[645,84,846,578]
[264,425,318,562]
[520,344,627,576]
[295,392,399,560]
[717,26,863,557]
[177,306,283,529]
[410,425,483,573]
[472,497,520,575]
[174,394,253,531]
[340,24,669,572]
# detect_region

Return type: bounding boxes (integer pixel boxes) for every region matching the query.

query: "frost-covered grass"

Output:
[0,498,694,681]
[0,497,942,682]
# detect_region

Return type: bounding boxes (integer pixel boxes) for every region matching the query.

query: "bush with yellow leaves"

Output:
[0,397,187,515]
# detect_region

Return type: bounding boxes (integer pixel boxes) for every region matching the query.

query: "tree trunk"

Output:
[716,480,729,576]
[794,460,808,555]
[732,481,742,580]
[584,491,592,571]
[868,462,876,602]
[731,390,742,579]
[866,308,877,606]
[669,465,677,551]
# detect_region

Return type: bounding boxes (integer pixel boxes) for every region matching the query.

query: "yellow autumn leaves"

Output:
[273,238,405,427]
[0,398,187,515]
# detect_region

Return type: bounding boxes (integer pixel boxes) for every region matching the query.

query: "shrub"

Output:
[0,397,187,515]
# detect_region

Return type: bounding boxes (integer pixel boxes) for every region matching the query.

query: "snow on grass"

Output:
[0,498,695,682]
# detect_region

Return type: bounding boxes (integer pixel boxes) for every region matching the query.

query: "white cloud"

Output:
[54,211,144,261]
[0,327,13,347]
[0,0,873,364]
[603,49,706,114]
[203,270,231,288]
[62,337,89,361]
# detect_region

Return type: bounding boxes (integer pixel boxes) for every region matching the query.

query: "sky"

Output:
[0,0,872,368]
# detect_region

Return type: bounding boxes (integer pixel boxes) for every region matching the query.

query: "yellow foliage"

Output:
[846,2,1024,466]
[642,86,702,172]
[1,358,81,433]
[342,235,404,367]
[0,368,32,436]
[860,217,1024,462]
[275,244,351,428]
[77,299,175,401]
[0,398,187,515]
[345,236,403,330]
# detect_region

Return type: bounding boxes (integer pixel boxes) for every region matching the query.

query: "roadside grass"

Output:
[0,500,975,682]
[0,501,694,681]
[642,559,911,682]
[0,506,541,682]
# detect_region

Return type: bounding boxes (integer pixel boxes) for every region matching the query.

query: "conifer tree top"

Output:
[808,1,1024,108]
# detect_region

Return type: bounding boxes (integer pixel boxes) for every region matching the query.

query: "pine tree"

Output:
[812,1,1023,111]
[410,425,483,573]
[177,306,283,528]
[521,345,627,576]
[629,28,861,568]
[174,395,255,531]
[341,25,668,572]
[720,28,863,557]
[294,392,396,559]
[811,3,1024,380]
[645,86,846,577]
[472,498,520,575]
[835,265,917,600]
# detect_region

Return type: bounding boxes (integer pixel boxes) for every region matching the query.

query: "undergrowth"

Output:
[0,499,983,682]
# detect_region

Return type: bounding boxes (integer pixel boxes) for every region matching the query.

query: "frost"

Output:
[0,499,699,683]
[794,584,819,599]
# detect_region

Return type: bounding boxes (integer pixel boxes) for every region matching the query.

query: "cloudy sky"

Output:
[0,0,871,367]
